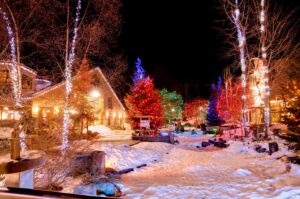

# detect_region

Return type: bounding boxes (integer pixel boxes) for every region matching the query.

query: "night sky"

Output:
[118,0,300,100]
[119,0,223,100]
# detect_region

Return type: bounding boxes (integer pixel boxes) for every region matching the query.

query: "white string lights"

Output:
[62,0,82,152]
[0,7,27,151]
[260,0,270,136]
[232,0,247,132]
[0,8,21,107]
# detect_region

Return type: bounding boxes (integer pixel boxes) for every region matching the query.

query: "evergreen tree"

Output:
[160,89,184,124]
[71,59,97,134]
[207,81,222,126]
[282,80,300,134]
[133,58,146,83]
[125,77,165,131]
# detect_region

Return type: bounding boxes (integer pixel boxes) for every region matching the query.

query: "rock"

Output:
[218,142,229,148]
[254,144,262,151]
[257,147,267,153]
[218,138,226,143]
[196,145,201,148]
[96,182,121,197]
[254,144,267,153]
[202,141,210,147]
[73,153,92,176]
[73,151,105,180]
[208,139,215,144]
[174,140,179,144]
[288,156,300,165]
[268,142,279,155]
[91,151,106,179]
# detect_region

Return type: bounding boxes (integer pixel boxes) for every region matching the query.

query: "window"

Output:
[0,71,9,83]
[107,97,113,109]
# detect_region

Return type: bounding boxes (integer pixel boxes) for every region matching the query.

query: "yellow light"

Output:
[54,107,59,114]
[113,112,116,118]
[3,107,9,111]
[2,112,8,120]
[70,109,76,115]
[90,90,100,98]
[118,112,122,119]
[32,105,39,115]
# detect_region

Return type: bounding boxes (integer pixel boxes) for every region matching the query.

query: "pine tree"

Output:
[160,89,184,124]
[207,81,222,126]
[282,80,300,134]
[133,58,146,83]
[71,59,97,134]
[125,77,165,131]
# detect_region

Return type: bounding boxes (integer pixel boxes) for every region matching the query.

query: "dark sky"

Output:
[119,0,223,100]
[118,0,300,100]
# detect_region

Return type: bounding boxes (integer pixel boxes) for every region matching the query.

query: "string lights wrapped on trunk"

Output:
[232,0,247,135]
[62,0,82,152]
[259,0,270,137]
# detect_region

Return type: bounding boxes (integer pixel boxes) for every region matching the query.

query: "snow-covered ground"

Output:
[84,125,132,141]
[119,138,300,199]
[52,130,300,198]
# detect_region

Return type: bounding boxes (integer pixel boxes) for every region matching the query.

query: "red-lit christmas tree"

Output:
[125,77,165,131]
[216,79,252,124]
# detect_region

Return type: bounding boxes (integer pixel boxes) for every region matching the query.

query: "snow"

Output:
[90,142,172,171]
[84,125,113,136]
[234,168,252,176]
[118,138,300,198]
[53,131,300,198]
[84,125,132,140]
[0,127,13,139]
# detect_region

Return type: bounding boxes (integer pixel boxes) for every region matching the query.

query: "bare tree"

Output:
[222,0,299,136]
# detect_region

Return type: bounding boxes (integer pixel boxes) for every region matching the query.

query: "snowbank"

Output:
[84,125,113,136]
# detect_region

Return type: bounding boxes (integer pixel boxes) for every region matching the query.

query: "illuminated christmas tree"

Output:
[282,80,300,134]
[207,77,223,126]
[125,77,165,131]
[160,89,183,124]
[71,59,97,134]
[133,58,146,83]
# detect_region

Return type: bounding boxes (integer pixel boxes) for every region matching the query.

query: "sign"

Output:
[140,120,150,128]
